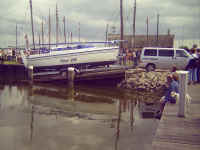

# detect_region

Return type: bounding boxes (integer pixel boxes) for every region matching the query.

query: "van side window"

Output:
[176,50,188,57]
[144,49,157,56]
[158,49,174,57]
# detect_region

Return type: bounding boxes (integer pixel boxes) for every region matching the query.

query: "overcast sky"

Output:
[0,0,200,47]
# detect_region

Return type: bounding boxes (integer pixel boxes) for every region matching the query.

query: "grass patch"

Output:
[2,61,20,65]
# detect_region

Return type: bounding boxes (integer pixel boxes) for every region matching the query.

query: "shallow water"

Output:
[0,80,159,150]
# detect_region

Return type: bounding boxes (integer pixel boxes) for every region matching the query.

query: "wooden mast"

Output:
[38,34,41,47]
[56,4,59,47]
[105,24,109,42]
[29,0,35,49]
[157,13,160,46]
[146,16,149,46]
[120,0,124,54]
[105,24,109,46]
[16,24,18,50]
[48,8,51,50]
[78,22,80,42]
[41,20,44,45]
[63,16,66,44]
[133,0,136,49]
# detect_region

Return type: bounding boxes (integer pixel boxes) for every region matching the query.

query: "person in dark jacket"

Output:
[197,57,200,83]
[185,58,198,84]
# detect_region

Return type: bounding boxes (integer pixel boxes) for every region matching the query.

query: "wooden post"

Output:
[176,71,188,117]
[28,66,34,84]
[68,67,75,86]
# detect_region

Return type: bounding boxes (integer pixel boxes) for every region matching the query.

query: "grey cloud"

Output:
[0,0,200,47]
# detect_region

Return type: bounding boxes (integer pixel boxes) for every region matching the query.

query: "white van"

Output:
[139,47,193,71]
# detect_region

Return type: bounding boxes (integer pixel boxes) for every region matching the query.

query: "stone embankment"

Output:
[118,68,171,102]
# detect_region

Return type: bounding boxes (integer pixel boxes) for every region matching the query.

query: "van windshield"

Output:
[176,50,188,57]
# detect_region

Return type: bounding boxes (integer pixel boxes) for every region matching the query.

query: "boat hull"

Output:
[21,47,119,70]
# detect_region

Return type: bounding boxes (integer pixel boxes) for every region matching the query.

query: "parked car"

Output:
[138,47,193,71]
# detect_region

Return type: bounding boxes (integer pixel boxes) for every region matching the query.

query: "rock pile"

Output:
[118,68,170,102]
[119,68,170,91]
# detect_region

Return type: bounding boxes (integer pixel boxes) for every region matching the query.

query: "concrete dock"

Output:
[152,84,200,150]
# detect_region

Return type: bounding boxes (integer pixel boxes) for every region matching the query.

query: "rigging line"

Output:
[106,7,120,27]
[125,4,133,34]
[107,7,120,22]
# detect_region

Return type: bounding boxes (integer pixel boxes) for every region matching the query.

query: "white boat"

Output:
[20,43,120,69]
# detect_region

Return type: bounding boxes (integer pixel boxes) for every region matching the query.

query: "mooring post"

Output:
[176,71,188,117]
[28,65,34,84]
[68,67,75,86]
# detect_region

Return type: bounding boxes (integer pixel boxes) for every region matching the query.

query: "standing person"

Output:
[191,46,198,84]
[132,50,136,67]
[185,58,197,84]
[125,48,129,66]
[191,44,198,58]
[122,48,126,65]
[128,50,132,65]
[135,49,140,66]
[196,48,200,83]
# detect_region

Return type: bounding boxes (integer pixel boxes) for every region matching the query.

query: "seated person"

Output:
[156,74,179,118]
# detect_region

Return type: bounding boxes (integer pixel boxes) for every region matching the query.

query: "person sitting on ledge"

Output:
[156,74,179,119]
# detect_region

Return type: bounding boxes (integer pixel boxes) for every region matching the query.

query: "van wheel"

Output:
[146,64,155,72]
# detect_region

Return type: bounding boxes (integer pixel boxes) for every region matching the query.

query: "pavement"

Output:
[188,84,200,117]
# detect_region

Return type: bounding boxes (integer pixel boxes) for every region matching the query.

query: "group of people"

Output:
[185,44,200,84]
[119,48,140,66]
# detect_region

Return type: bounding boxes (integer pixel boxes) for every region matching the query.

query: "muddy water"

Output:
[0,80,159,150]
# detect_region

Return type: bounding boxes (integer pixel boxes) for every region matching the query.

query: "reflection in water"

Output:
[114,99,137,150]
[0,85,28,110]
[0,81,159,150]
[30,105,34,141]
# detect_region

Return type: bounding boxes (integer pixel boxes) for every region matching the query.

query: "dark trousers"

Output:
[197,67,200,82]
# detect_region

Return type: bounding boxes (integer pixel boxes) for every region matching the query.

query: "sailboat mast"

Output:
[63,16,66,44]
[29,0,35,49]
[105,24,109,42]
[48,8,51,50]
[16,24,18,50]
[146,16,149,46]
[56,4,59,47]
[120,0,124,54]
[78,22,80,42]
[133,0,136,49]
[38,34,41,47]
[42,21,44,45]
[157,14,159,46]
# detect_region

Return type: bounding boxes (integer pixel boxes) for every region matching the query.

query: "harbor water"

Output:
[0,75,159,150]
